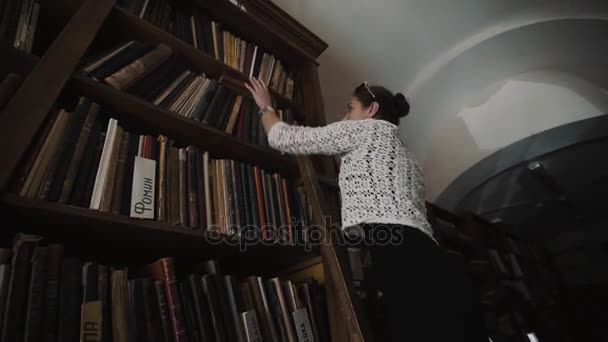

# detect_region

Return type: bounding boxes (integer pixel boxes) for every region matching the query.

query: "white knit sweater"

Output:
[267,118,434,238]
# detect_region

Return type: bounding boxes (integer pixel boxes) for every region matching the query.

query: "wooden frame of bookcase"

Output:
[0,0,373,341]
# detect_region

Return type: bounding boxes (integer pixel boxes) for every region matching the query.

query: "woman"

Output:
[246,78,487,341]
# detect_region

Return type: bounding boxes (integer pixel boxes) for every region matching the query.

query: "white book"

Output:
[90,119,118,209]
[292,308,314,342]
[241,310,262,342]
[249,46,258,79]
[129,156,156,219]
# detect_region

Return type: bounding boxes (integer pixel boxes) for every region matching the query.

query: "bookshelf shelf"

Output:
[110,6,306,121]
[0,193,316,262]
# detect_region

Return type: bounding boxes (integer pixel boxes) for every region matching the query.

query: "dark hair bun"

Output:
[393,93,410,118]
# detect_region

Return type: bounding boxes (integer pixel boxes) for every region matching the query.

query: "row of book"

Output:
[14,97,313,239]
[0,0,39,53]
[116,0,297,99]
[0,233,330,342]
[80,41,296,148]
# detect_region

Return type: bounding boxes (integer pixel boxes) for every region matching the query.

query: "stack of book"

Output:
[14,97,312,241]
[0,233,330,342]
[115,0,297,99]
[0,0,40,53]
[80,41,296,148]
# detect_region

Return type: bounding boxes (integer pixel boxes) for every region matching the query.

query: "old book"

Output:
[285,78,295,100]
[191,78,217,121]
[119,132,139,215]
[111,269,131,342]
[250,46,262,79]
[231,161,243,232]
[203,152,214,229]
[38,244,63,342]
[128,59,183,102]
[98,265,111,342]
[155,136,168,222]
[223,160,236,235]
[265,279,287,342]
[142,280,161,342]
[129,279,145,341]
[129,154,157,219]
[248,276,279,342]
[166,145,180,225]
[169,76,201,115]
[270,278,296,342]
[58,102,100,202]
[160,72,197,109]
[242,310,263,342]
[260,171,274,238]
[1,234,41,342]
[297,283,320,342]
[154,280,172,342]
[186,146,199,228]
[225,276,246,342]
[238,163,251,229]
[23,246,48,342]
[89,41,155,81]
[82,41,136,75]
[152,70,190,106]
[39,102,92,200]
[224,95,244,134]
[178,148,188,226]
[80,300,103,342]
[179,282,199,342]
[57,258,83,342]
[20,109,69,198]
[12,108,59,193]
[109,131,131,214]
[247,165,261,239]
[90,118,118,209]
[187,275,211,342]
[0,73,22,109]
[99,124,124,212]
[196,149,207,230]
[105,44,172,90]
[200,84,228,126]
[201,274,226,342]
[142,258,188,342]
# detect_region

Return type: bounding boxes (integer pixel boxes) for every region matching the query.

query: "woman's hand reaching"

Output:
[245,77,272,109]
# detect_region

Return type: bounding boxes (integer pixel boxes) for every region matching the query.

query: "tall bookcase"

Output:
[0,0,372,341]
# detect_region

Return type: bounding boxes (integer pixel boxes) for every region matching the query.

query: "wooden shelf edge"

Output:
[0,193,317,259]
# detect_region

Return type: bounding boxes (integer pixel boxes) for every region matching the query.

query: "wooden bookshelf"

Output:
[0,0,372,341]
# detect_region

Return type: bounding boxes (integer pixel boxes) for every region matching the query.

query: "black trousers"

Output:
[355,224,488,342]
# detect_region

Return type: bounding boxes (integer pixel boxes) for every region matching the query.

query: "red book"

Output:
[142,258,188,342]
[253,166,267,240]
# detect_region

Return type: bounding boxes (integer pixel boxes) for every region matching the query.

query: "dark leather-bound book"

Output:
[142,279,163,342]
[191,78,218,122]
[12,108,60,193]
[213,91,237,130]
[154,280,172,342]
[308,279,330,342]
[105,44,172,90]
[225,275,246,342]
[88,41,155,81]
[239,162,252,228]
[246,165,261,240]
[260,171,274,238]
[212,275,238,342]
[188,275,212,342]
[201,274,226,342]
[23,246,48,342]
[272,174,286,239]
[196,149,207,230]
[166,144,180,225]
[251,48,265,81]
[119,132,139,215]
[252,166,267,239]
[99,125,124,212]
[97,265,111,342]
[265,279,288,342]
[47,98,93,201]
[179,282,199,342]
[57,258,83,342]
[222,160,236,235]
[109,131,131,214]
[201,84,228,126]
[186,146,199,229]
[83,262,99,302]
[0,73,22,110]
[178,148,188,226]
[129,279,145,342]
[197,11,214,56]
[156,136,168,222]
[247,276,278,342]
[240,98,252,143]
[142,258,188,342]
[58,102,100,203]
[111,270,130,342]
[128,58,183,101]
[67,120,102,206]
[80,127,107,207]
[298,283,320,342]
[40,244,63,342]
[1,234,41,342]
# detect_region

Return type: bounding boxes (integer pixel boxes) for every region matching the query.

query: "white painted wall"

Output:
[270,0,608,200]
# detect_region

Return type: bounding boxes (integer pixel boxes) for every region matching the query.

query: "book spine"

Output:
[186,146,199,229]
[178,148,188,226]
[161,259,188,342]
[41,244,63,342]
[155,280,172,342]
[24,246,48,342]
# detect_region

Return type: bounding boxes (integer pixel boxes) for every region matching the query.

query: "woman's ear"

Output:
[367,102,380,118]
